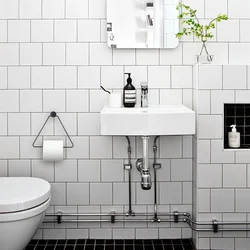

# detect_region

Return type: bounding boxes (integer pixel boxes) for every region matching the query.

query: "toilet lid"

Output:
[0,177,51,213]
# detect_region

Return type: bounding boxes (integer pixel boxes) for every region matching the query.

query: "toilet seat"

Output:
[0,177,51,213]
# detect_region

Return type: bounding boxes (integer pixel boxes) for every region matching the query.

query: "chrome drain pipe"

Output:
[136,136,151,190]
[124,136,135,216]
[153,136,161,222]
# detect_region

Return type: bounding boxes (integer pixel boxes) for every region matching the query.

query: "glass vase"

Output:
[196,41,213,64]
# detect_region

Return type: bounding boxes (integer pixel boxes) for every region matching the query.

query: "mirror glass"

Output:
[107,0,179,49]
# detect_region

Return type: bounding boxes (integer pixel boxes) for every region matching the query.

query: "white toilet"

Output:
[0,177,51,250]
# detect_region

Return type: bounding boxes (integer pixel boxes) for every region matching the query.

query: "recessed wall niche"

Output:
[224,104,250,149]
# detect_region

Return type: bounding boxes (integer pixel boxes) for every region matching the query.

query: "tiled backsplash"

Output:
[0,0,250,248]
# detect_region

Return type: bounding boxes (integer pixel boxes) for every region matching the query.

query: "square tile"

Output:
[43,0,65,18]
[67,183,89,205]
[90,183,112,205]
[8,113,30,135]
[66,43,89,65]
[55,66,77,89]
[31,66,53,89]
[66,90,89,112]
[211,189,234,212]
[198,164,222,188]
[78,160,101,182]
[223,65,247,89]
[20,43,42,65]
[8,20,30,42]
[55,160,77,182]
[66,0,88,18]
[148,66,170,89]
[31,20,53,42]
[78,20,100,42]
[20,90,42,112]
[8,66,30,89]
[223,164,246,188]
[101,160,124,182]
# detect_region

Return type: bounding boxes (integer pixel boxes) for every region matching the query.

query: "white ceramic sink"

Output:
[101,105,195,136]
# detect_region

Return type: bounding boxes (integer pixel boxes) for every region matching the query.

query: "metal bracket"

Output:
[107,23,112,31]
[174,211,179,223]
[212,219,218,233]
[125,211,135,217]
[111,212,116,224]
[57,212,62,224]
[124,164,132,170]
[153,163,161,169]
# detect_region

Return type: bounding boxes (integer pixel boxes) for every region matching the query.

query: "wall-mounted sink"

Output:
[101,105,195,136]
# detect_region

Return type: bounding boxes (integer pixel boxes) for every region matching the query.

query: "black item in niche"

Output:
[224,104,250,149]
[24,239,196,250]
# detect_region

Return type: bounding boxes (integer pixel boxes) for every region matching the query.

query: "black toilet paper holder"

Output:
[32,111,74,149]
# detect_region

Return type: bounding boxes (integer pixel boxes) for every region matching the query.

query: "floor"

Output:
[24,239,196,250]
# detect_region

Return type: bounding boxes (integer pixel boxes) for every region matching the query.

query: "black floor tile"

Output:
[77,239,86,244]
[161,240,172,245]
[172,240,182,245]
[85,244,95,250]
[125,245,134,250]
[134,240,143,245]
[115,244,124,250]
[154,246,163,250]
[105,245,114,250]
[65,246,74,250]
[144,245,154,250]
[45,246,55,250]
[25,238,196,250]
[25,247,35,250]
[163,246,173,250]
[125,240,134,245]
[144,240,152,245]
[55,246,65,250]
[75,246,85,250]
[96,240,105,245]
[181,239,191,245]
[67,239,76,245]
[173,246,183,250]
[86,239,96,245]
[115,240,124,245]
[152,240,162,245]
[134,246,143,250]
[30,240,39,245]
[35,246,46,250]
[57,240,67,245]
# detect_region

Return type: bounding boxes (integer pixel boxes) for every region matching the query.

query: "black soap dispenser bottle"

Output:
[123,73,136,108]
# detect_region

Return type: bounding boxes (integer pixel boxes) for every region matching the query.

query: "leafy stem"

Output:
[176,3,228,43]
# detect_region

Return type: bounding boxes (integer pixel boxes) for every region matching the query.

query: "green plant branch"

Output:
[176,2,228,43]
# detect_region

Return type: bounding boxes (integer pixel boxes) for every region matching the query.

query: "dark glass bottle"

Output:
[123,73,136,108]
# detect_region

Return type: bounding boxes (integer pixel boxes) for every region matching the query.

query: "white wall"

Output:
[194,65,250,250]
[0,0,249,242]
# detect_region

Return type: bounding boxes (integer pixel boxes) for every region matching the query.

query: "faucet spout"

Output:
[141,82,148,108]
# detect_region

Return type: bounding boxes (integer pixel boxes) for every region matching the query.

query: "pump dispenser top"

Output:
[230,125,237,132]
[123,73,136,108]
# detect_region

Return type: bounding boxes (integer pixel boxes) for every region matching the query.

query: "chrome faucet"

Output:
[141,82,148,108]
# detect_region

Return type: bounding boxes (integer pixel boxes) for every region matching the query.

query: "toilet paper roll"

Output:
[43,140,64,161]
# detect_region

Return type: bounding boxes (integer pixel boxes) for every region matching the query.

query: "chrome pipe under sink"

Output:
[136,136,151,190]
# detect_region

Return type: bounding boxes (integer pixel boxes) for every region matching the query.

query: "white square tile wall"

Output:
[194,65,250,250]
[0,0,249,246]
